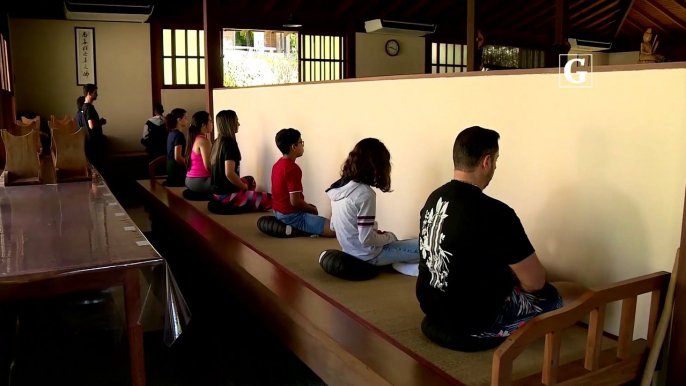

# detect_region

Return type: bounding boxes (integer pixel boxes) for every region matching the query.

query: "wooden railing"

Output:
[492,270,671,386]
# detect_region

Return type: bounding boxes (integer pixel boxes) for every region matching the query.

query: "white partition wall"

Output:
[214,65,686,337]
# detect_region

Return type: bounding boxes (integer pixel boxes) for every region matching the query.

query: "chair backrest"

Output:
[17,116,40,126]
[1,130,41,184]
[52,127,88,179]
[49,115,71,128]
[491,268,671,386]
[11,120,39,136]
[50,118,78,133]
[149,155,167,182]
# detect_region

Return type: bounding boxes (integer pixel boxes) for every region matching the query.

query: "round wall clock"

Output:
[385,39,400,56]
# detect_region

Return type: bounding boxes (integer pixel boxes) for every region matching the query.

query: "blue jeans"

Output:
[274,210,327,235]
[368,239,420,266]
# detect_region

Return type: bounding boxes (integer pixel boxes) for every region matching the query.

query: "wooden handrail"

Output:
[492,271,670,386]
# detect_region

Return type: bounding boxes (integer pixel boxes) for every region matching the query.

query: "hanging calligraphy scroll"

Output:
[75,27,96,86]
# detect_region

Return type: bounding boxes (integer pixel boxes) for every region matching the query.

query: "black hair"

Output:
[165,108,187,132]
[275,128,301,155]
[154,103,164,115]
[77,96,85,110]
[452,126,500,172]
[83,83,97,96]
[185,111,211,170]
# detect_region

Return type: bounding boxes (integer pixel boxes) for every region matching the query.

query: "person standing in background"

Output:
[82,84,107,168]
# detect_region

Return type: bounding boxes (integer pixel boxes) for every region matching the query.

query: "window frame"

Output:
[298,34,346,83]
[162,28,206,89]
[425,39,467,74]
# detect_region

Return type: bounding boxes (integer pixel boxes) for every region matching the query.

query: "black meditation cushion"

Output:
[318,249,379,281]
[420,316,506,352]
[257,216,309,238]
[182,189,213,201]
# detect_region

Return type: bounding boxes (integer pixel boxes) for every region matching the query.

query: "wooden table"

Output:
[0,178,164,386]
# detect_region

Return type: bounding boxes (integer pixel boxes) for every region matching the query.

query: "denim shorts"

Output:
[274,210,327,235]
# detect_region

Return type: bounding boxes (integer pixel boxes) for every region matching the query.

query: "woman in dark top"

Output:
[207,109,272,215]
[165,108,189,187]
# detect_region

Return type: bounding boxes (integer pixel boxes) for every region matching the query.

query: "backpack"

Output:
[142,120,167,156]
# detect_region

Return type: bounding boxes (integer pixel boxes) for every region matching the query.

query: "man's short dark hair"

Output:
[154,103,164,115]
[453,126,500,172]
[83,84,98,96]
[275,128,301,155]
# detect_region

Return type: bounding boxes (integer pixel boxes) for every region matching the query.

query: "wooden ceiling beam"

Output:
[403,0,429,18]
[632,6,671,35]
[532,13,555,29]
[571,0,620,26]
[263,0,277,13]
[285,0,304,15]
[499,0,549,30]
[614,0,636,39]
[510,6,553,31]
[378,0,406,18]
[335,0,356,16]
[582,9,621,29]
[596,18,618,33]
[485,3,523,27]
[625,15,649,33]
[675,0,686,13]
[646,0,686,31]
[425,0,454,19]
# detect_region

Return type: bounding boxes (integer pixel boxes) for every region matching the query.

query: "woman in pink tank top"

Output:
[184,111,214,193]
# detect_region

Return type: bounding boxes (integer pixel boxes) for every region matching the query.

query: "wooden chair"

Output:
[149,155,167,182]
[10,121,42,154]
[49,115,71,128]
[492,266,672,385]
[1,130,42,186]
[51,127,89,182]
[48,118,78,160]
[17,116,40,126]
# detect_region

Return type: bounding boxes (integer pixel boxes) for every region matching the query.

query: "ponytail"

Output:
[165,108,186,132]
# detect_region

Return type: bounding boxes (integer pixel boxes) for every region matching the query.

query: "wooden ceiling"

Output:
[6,0,686,51]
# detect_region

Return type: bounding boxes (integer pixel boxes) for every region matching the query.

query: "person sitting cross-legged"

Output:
[271,128,335,237]
[417,126,587,344]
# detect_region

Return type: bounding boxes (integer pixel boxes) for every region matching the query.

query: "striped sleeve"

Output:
[356,188,396,247]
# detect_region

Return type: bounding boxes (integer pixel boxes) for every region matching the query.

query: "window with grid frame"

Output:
[429,42,467,74]
[298,34,345,82]
[163,28,205,87]
[0,34,11,92]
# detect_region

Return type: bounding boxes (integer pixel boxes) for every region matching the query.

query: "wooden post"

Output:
[466,0,478,71]
[203,0,223,119]
[344,24,356,79]
[149,20,163,108]
[667,185,686,385]
[547,0,569,67]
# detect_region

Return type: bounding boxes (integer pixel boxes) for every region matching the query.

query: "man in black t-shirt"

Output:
[82,84,107,167]
[417,126,586,340]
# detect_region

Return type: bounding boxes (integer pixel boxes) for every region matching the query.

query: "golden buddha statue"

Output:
[639,28,665,63]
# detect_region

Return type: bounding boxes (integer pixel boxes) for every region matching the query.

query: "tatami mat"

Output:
[146,184,616,386]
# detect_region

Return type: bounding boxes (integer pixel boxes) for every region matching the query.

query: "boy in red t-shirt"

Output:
[271,128,335,237]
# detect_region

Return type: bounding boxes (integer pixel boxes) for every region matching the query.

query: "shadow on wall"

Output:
[531,129,649,286]
[530,128,650,336]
